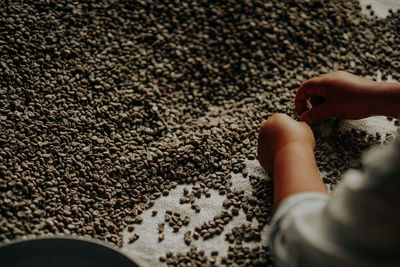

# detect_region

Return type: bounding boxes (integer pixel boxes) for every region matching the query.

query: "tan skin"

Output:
[258,71,400,208]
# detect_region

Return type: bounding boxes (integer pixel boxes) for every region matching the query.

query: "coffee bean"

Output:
[158,233,165,242]
[128,234,139,244]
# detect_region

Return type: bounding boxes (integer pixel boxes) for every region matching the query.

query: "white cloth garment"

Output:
[269,137,400,267]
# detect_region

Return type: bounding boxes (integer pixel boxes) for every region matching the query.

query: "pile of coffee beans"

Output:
[1,0,399,266]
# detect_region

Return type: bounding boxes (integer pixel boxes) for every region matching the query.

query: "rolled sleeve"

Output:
[269,192,329,267]
[269,171,400,267]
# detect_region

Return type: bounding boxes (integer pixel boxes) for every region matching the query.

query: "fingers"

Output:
[299,104,332,124]
[295,80,324,116]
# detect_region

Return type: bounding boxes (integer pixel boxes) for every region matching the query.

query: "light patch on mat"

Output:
[359,0,400,18]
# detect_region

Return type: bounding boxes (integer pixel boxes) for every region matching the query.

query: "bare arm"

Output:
[369,82,400,118]
[257,114,328,208]
[273,143,327,207]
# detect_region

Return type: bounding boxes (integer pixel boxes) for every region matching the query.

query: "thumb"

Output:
[299,104,332,124]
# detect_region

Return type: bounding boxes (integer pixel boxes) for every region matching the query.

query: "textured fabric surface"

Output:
[121,160,271,266]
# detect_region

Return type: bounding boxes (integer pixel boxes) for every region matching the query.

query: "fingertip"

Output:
[295,104,306,116]
[300,108,322,125]
[294,95,307,116]
[301,104,332,125]
[299,114,311,125]
[295,80,316,116]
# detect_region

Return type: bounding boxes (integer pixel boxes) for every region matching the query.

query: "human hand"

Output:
[295,71,378,124]
[257,114,315,174]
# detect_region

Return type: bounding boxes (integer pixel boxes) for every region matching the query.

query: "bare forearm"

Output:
[273,143,328,208]
[369,82,400,118]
